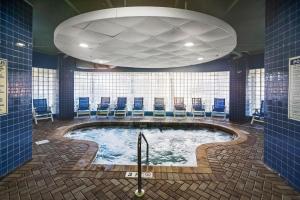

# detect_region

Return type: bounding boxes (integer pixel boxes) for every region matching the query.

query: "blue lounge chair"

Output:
[132,97,144,118]
[153,98,166,118]
[211,98,226,119]
[192,98,206,119]
[77,97,91,117]
[32,98,53,124]
[96,97,110,118]
[114,97,127,118]
[251,100,264,124]
[173,97,186,118]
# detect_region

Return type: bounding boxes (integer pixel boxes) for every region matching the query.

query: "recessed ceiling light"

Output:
[16,42,25,47]
[197,57,204,61]
[184,42,194,47]
[93,59,109,64]
[79,43,89,48]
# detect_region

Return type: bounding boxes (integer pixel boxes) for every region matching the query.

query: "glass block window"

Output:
[246,68,265,116]
[74,71,230,112]
[32,67,59,113]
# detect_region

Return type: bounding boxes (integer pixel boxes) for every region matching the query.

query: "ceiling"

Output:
[26,0,265,55]
[54,7,237,68]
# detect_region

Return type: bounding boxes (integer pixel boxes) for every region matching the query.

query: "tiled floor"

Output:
[0,117,299,200]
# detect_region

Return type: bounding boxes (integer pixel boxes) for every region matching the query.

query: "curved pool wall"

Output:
[58,121,247,173]
[65,126,234,166]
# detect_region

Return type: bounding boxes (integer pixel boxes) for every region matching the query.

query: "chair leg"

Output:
[34,118,38,125]
[251,116,255,124]
[51,115,54,123]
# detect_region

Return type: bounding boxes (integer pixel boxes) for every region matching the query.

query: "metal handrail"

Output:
[135,132,149,197]
[141,133,149,164]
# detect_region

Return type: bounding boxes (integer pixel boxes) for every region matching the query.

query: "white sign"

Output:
[0,59,7,115]
[288,56,300,121]
[125,172,153,179]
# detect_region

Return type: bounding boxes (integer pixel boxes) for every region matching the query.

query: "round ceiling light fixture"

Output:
[54,7,236,68]
[79,43,89,48]
[184,42,194,47]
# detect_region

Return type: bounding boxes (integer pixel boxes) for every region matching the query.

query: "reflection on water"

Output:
[65,127,233,166]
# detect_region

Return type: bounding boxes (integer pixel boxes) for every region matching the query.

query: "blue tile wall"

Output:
[58,55,75,120]
[33,51,58,69]
[265,0,300,190]
[229,56,248,122]
[0,0,32,177]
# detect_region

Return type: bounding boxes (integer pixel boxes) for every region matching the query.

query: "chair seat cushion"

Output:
[78,108,89,111]
[99,103,109,110]
[154,104,164,110]
[133,102,143,110]
[253,113,264,117]
[213,108,225,112]
[36,110,51,115]
[175,104,185,110]
[79,106,89,110]
[116,104,126,110]
[193,105,204,111]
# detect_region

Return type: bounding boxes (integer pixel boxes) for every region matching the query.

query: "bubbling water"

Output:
[65,127,233,166]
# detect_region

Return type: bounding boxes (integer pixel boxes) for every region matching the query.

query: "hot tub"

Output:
[65,124,235,167]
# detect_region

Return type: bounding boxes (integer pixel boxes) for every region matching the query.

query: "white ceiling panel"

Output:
[54,7,236,68]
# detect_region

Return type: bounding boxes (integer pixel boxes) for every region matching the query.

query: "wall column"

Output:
[265,0,300,190]
[0,0,33,177]
[58,55,75,120]
[229,56,248,123]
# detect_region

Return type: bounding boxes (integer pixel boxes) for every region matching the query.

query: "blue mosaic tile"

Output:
[229,56,247,122]
[58,55,75,120]
[0,0,32,177]
[265,0,300,191]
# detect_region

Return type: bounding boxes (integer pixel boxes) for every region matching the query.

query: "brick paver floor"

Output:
[0,117,299,200]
